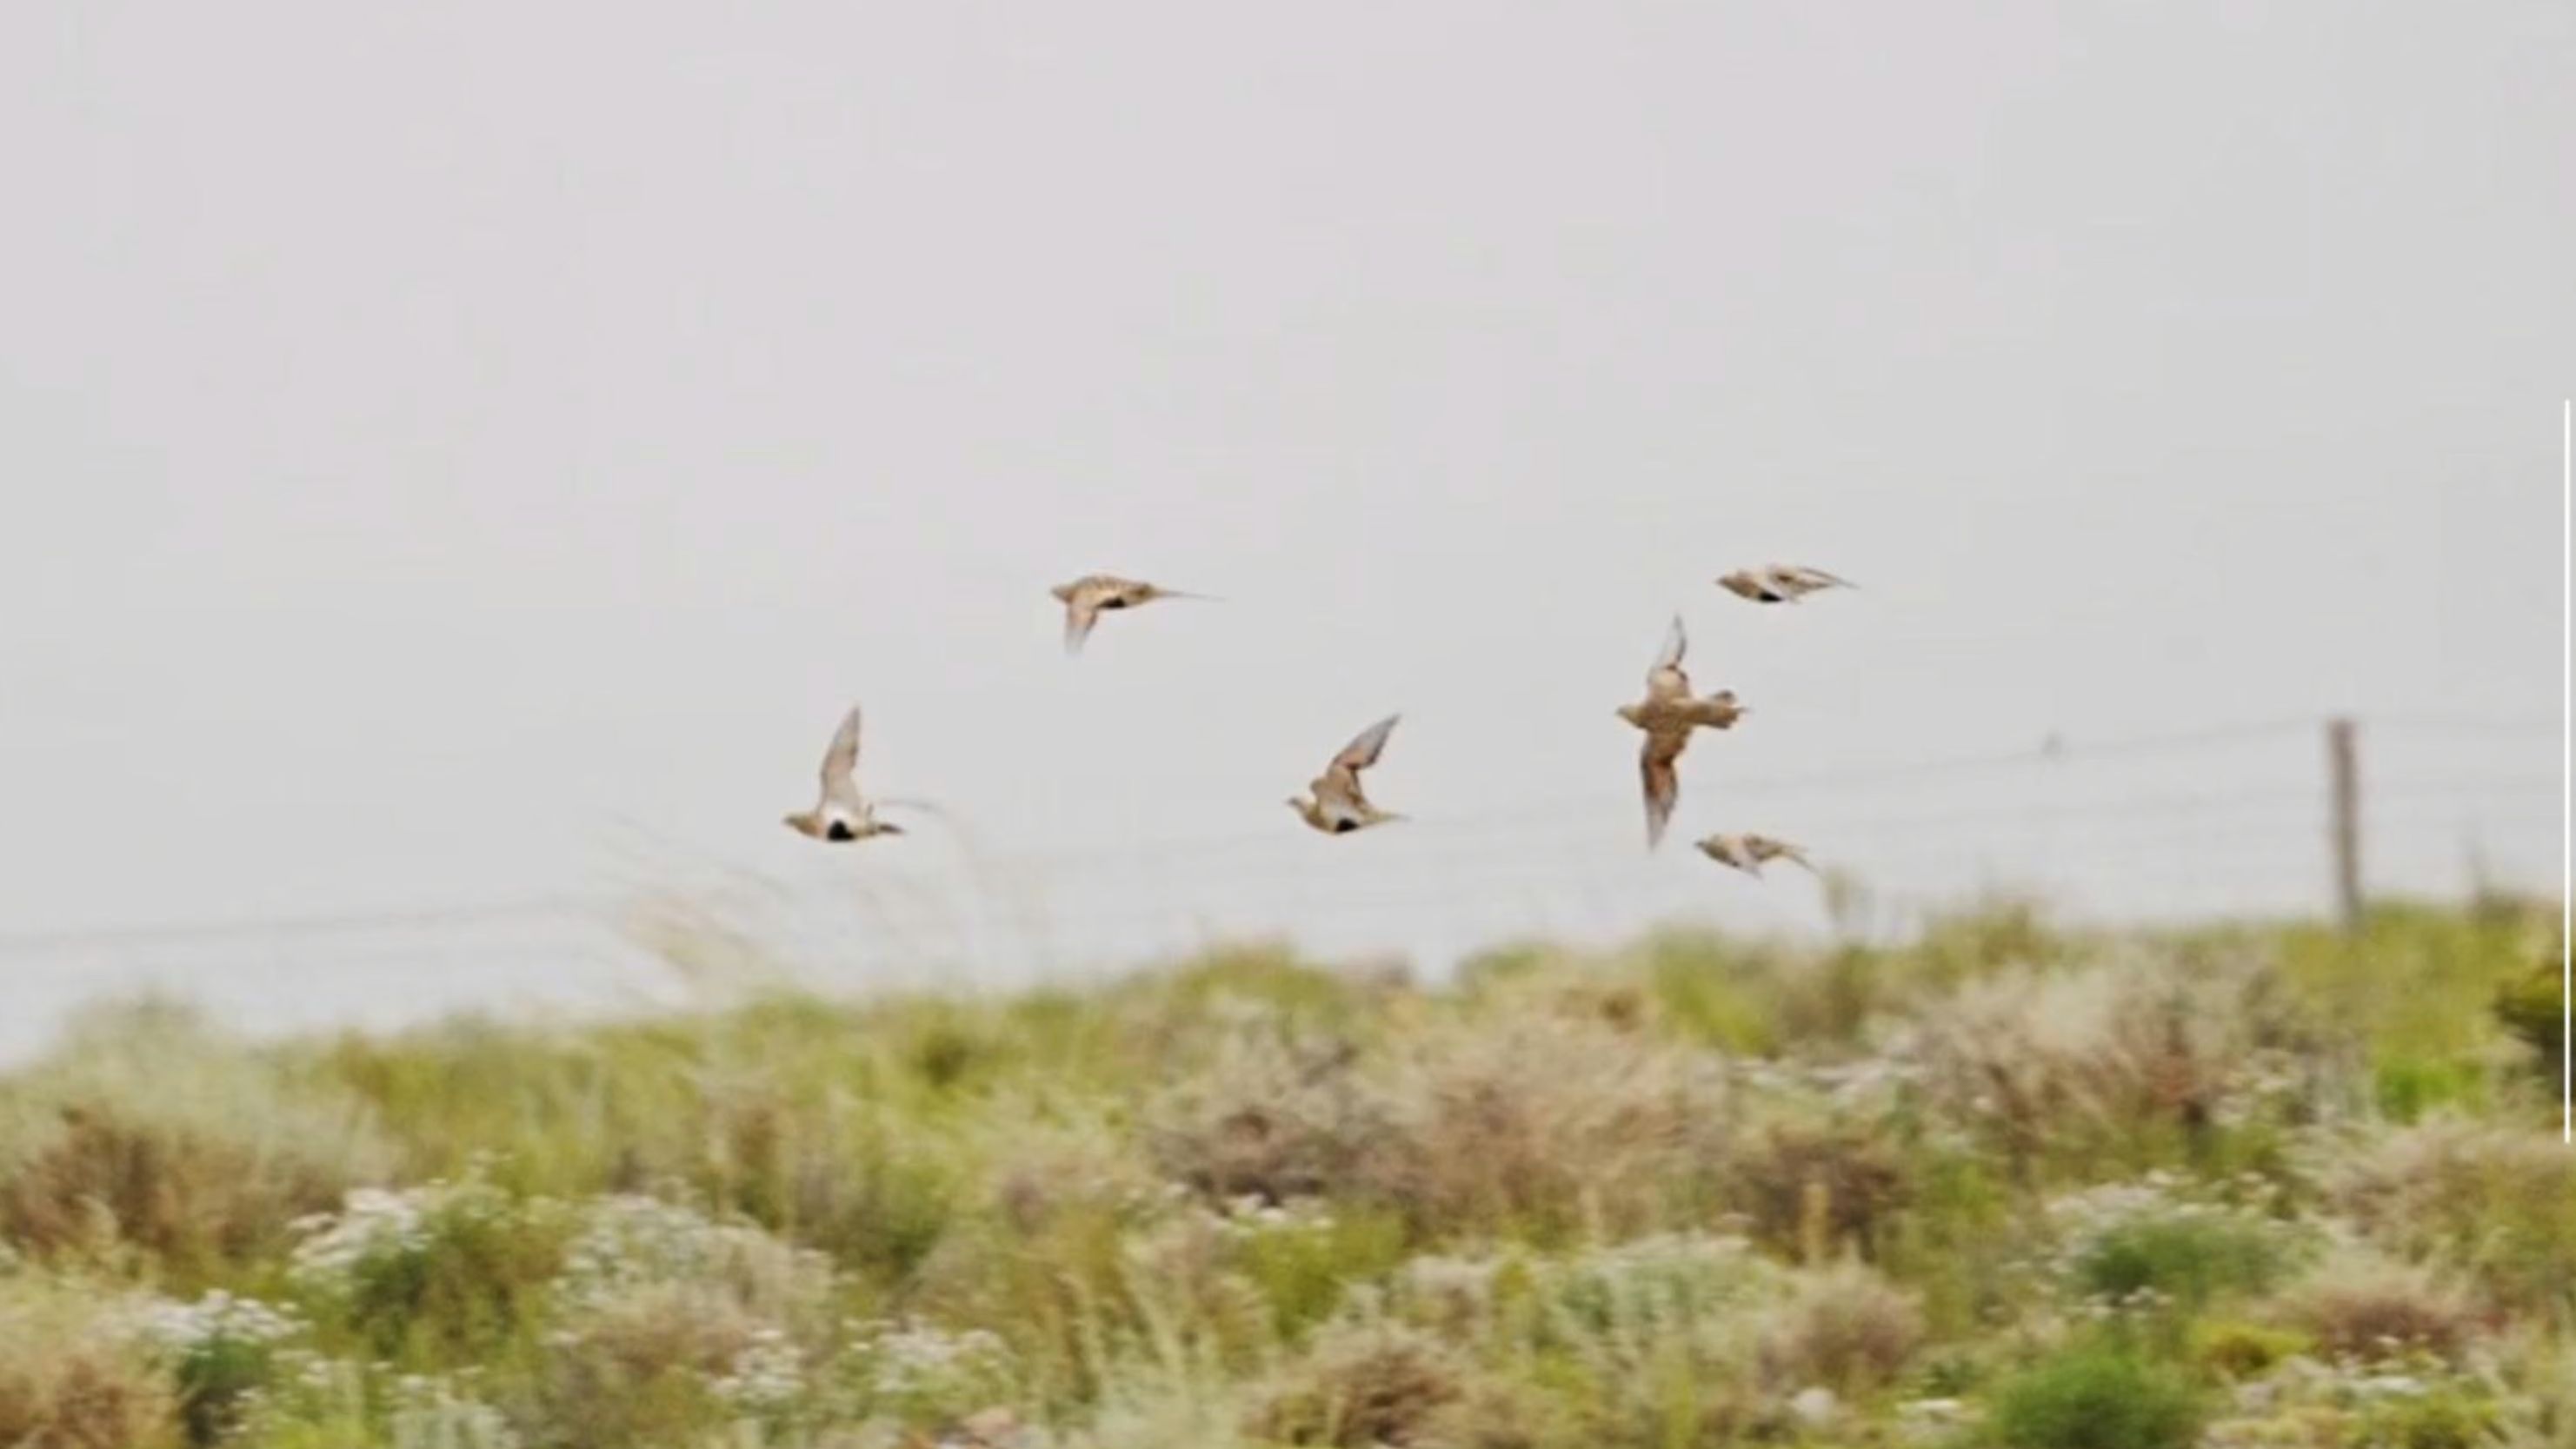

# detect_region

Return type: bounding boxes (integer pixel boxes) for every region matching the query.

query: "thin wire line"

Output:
[2370,715,2566,736]
[3,772,2559,959]
[0,894,598,955]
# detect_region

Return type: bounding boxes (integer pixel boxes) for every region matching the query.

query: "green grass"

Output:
[0,896,2563,1448]
[2067,1209,2302,1311]
[1984,1347,2203,1449]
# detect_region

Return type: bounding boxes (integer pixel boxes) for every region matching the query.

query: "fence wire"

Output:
[1,713,2562,1061]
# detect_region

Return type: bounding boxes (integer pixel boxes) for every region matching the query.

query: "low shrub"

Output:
[1982,1348,2203,1449]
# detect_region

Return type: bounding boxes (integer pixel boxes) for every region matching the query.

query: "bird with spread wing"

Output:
[1614,616,1747,847]
[1050,574,1218,654]
[781,706,909,842]
[1288,713,1406,834]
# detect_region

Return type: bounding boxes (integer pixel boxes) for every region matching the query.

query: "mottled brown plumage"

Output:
[1051,573,1216,654]
[1288,713,1404,834]
[1695,832,1816,877]
[782,706,906,842]
[1717,564,1854,604]
[1614,616,1747,847]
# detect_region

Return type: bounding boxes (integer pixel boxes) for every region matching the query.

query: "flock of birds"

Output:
[782,563,1856,879]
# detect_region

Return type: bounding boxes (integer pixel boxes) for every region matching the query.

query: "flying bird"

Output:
[1288,713,1405,834]
[1615,615,1747,847]
[1718,564,1854,604]
[1695,832,1817,877]
[782,706,906,842]
[1051,574,1216,654]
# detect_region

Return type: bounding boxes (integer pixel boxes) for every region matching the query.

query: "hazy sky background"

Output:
[1,3,2568,1041]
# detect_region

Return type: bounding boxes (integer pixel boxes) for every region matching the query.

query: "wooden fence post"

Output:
[2327,716,2363,933]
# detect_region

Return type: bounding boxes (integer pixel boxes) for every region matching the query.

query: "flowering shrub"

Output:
[851,1319,1016,1425]
[134,1290,306,1441]
[388,1372,521,1449]
[709,1326,810,1420]
[555,1193,834,1326]
[288,1171,566,1360]
[2042,1174,2312,1312]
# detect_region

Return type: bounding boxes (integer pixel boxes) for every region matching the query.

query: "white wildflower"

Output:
[556,1194,833,1319]
[290,1176,521,1294]
[135,1290,304,1355]
[389,1372,520,1449]
[709,1327,809,1417]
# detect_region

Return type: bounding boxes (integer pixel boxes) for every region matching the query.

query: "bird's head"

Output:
[1049,582,1074,602]
[1285,794,1311,816]
[1614,702,1642,727]
[782,812,817,837]
[877,821,907,836]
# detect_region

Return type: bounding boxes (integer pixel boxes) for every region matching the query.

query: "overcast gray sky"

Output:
[1,3,2567,1013]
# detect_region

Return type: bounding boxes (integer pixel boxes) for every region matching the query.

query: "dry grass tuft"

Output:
[1147,1024,1379,1206]
[1250,1315,1465,1447]
[1356,1014,1732,1240]
[2326,1116,2576,1315]
[1755,1260,1925,1393]
[2275,1250,2483,1364]
[0,1278,182,1449]
[542,1283,760,1448]
[1898,956,2278,1177]
[1727,1116,1910,1263]
[0,1006,389,1278]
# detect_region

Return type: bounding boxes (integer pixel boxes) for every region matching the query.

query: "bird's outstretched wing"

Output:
[1315,713,1400,814]
[1062,600,1101,655]
[1653,615,1687,672]
[1687,691,1746,728]
[1759,836,1820,874]
[818,707,864,808]
[1646,615,1693,698]
[1332,713,1401,774]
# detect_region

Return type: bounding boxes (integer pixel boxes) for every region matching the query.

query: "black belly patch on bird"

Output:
[827,821,857,841]
[1333,819,1359,834]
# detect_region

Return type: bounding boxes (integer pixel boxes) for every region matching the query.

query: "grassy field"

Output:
[1,896,2567,1449]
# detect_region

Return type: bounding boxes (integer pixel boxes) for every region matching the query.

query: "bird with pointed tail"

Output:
[1288,713,1405,834]
[1051,574,1217,654]
[1615,615,1747,848]
[1695,832,1816,877]
[782,706,907,842]
[1718,564,1854,604]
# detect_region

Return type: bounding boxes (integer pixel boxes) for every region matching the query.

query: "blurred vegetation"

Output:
[0,894,2567,1447]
